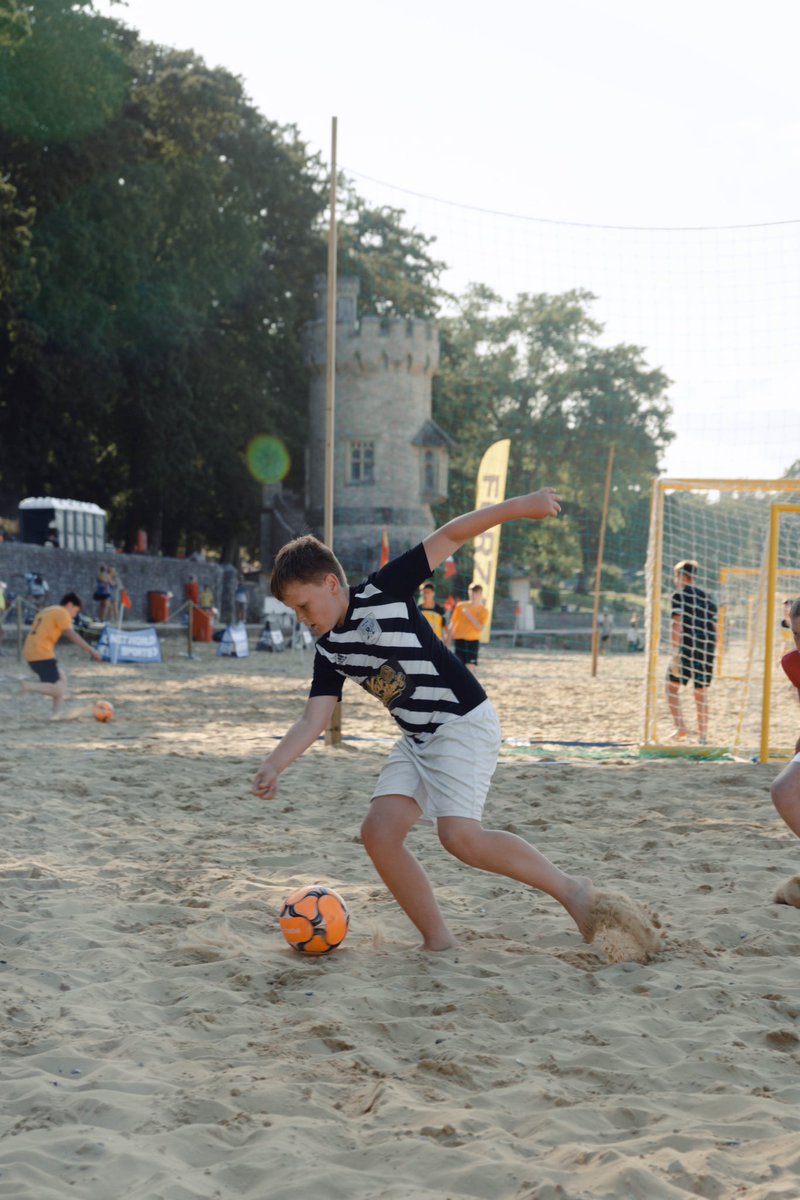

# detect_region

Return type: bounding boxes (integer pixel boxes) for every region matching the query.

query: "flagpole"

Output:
[324,117,342,747]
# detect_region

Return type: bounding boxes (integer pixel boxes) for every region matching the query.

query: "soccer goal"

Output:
[643,479,800,759]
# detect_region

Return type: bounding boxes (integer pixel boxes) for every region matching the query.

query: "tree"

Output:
[0,4,327,557]
[0,0,32,51]
[433,285,673,589]
[337,185,447,319]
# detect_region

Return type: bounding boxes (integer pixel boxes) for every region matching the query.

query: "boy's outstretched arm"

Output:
[64,626,103,662]
[423,488,561,573]
[252,693,339,801]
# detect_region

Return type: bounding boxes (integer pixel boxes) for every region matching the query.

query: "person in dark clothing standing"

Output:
[666,559,718,745]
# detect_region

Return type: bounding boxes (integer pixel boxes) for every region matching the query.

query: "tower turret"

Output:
[304,275,450,573]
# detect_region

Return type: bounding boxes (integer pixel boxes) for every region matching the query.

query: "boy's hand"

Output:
[522,488,562,519]
[252,760,279,800]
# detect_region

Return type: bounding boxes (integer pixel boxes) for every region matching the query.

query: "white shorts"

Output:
[371,699,501,823]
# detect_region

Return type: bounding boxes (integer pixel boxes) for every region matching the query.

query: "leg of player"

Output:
[770,759,800,907]
[666,673,688,738]
[694,684,710,744]
[436,817,595,941]
[21,668,68,717]
[771,758,800,839]
[361,795,457,951]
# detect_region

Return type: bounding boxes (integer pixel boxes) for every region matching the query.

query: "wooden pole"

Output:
[760,503,782,763]
[16,594,23,662]
[643,476,665,744]
[323,116,337,552]
[591,444,615,677]
[324,117,342,747]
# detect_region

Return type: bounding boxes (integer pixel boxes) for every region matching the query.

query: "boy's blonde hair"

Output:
[270,535,346,601]
[674,559,698,579]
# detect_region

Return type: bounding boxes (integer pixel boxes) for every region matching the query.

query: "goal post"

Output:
[644,478,800,759]
[750,502,800,762]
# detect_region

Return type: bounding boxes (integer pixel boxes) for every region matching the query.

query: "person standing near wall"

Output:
[235,577,248,624]
[418,581,447,640]
[446,583,489,673]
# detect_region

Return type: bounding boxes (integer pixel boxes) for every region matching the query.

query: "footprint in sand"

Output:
[773,875,800,908]
[584,889,663,964]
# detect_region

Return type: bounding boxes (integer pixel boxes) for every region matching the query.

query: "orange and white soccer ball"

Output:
[278,884,349,954]
[93,700,114,722]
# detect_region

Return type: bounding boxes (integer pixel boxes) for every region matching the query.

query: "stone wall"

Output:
[0,544,245,623]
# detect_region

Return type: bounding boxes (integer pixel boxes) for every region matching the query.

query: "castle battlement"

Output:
[303,317,439,375]
[305,274,439,375]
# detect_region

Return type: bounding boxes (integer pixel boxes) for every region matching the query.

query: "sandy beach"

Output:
[1,641,800,1199]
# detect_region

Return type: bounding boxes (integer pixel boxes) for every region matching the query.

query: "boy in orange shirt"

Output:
[446,582,489,672]
[22,591,102,717]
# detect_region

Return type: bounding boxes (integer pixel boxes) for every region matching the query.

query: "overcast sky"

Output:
[102,0,800,480]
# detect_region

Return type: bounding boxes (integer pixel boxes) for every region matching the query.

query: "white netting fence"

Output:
[644,481,800,756]
[734,504,800,758]
[346,169,800,484]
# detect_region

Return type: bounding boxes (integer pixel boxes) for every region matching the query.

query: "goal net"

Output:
[644,479,800,758]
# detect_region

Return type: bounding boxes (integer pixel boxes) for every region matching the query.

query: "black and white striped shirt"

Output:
[310,544,486,742]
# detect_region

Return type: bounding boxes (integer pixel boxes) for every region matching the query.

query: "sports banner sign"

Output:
[472,438,511,643]
[218,624,250,657]
[97,626,162,664]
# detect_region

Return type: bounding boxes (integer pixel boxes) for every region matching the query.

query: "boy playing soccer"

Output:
[22,591,102,718]
[252,488,659,956]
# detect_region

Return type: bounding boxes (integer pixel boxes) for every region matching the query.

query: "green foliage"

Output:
[337,187,447,319]
[0,0,32,50]
[538,583,561,610]
[433,285,673,588]
[0,0,130,143]
[0,6,327,558]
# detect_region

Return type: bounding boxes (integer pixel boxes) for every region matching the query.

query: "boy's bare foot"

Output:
[420,933,459,952]
[562,875,597,942]
[666,727,689,742]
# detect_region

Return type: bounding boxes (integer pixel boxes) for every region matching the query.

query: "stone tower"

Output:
[303,276,451,574]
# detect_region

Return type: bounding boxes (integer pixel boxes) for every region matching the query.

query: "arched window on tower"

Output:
[423,449,438,495]
[412,419,453,505]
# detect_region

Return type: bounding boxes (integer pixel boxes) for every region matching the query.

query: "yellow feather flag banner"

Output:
[472,438,511,644]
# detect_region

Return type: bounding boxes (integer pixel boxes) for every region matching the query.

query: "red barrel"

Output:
[147,591,170,622]
[191,606,213,642]
[185,579,200,605]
